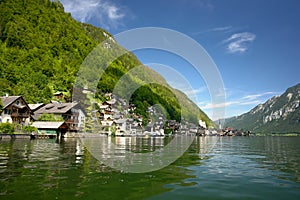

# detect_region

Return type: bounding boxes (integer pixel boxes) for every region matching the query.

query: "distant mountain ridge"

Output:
[224,83,300,134]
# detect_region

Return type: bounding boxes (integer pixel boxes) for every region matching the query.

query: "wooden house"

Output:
[0,95,31,125]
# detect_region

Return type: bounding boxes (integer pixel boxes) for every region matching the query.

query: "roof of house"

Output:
[35,102,78,114]
[0,96,22,108]
[114,118,127,124]
[104,99,116,105]
[28,103,45,111]
[31,121,66,129]
[113,113,121,119]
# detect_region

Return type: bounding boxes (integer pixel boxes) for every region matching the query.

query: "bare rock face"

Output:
[225,83,300,134]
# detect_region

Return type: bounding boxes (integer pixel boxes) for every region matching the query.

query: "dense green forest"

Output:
[0,0,211,126]
[0,0,100,102]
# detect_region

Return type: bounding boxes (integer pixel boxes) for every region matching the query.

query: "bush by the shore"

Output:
[0,123,15,134]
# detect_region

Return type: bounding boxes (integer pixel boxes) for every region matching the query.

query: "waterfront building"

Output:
[33,102,86,132]
[0,95,31,125]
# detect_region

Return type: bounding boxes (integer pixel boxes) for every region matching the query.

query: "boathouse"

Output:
[31,121,68,138]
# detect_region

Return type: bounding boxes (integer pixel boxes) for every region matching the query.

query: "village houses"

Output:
[0,93,203,137]
[0,94,86,136]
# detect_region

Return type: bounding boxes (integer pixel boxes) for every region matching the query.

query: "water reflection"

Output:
[212,136,300,184]
[113,136,165,152]
[0,137,197,200]
[253,136,300,183]
[80,134,195,173]
[149,136,300,200]
[0,136,300,200]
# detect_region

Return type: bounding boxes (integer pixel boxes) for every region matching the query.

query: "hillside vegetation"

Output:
[0,0,211,125]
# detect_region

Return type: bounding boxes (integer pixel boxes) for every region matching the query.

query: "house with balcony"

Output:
[33,102,86,132]
[0,95,31,125]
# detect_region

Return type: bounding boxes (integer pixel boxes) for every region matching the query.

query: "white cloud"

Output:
[199,99,260,120]
[193,25,232,35]
[239,100,261,105]
[198,89,279,120]
[224,32,256,53]
[60,0,126,30]
[211,26,232,32]
[242,92,275,100]
[199,92,274,110]
[200,101,238,109]
[183,86,207,96]
[105,3,124,20]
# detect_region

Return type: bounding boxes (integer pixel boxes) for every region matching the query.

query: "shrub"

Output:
[22,125,38,133]
[0,123,15,134]
[38,114,64,121]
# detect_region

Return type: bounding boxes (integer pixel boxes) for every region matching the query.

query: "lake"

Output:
[0,136,299,200]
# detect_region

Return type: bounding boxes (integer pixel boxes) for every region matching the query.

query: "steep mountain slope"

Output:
[225,83,300,134]
[0,0,211,125]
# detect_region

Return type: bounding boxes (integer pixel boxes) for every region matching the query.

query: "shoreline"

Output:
[0,133,31,140]
[1,132,300,141]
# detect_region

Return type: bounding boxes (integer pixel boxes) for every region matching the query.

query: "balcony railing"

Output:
[65,119,79,124]
[10,113,30,118]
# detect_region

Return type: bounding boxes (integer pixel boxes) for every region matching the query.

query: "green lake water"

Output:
[0,136,299,200]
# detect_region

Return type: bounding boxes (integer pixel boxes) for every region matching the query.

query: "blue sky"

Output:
[60,0,300,120]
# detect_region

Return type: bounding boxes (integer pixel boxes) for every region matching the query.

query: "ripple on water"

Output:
[0,137,300,200]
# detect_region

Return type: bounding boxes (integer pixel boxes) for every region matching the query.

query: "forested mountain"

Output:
[225,83,300,134]
[0,0,211,125]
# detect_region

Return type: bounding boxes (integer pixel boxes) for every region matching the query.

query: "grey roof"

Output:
[31,121,65,129]
[114,118,127,124]
[0,96,21,108]
[105,99,116,105]
[113,113,121,119]
[28,103,45,111]
[31,114,41,121]
[35,102,78,114]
